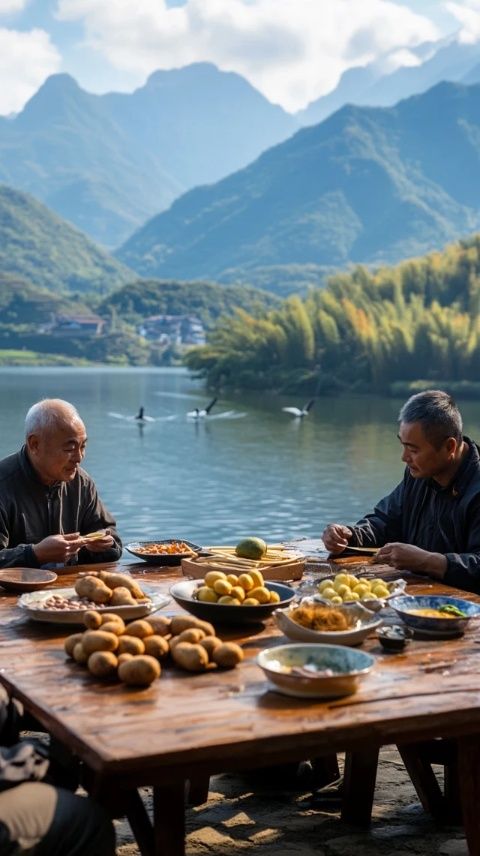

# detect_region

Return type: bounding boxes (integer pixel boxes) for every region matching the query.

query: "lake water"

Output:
[2,367,480,551]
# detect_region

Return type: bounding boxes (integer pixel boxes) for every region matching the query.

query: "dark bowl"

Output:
[376,624,413,652]
[125,539,201,565]
[169,579,295,625]
[0,567,58,592]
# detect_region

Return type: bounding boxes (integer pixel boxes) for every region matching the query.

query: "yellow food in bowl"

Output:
[193,569,279,605]
[318,574,391,604]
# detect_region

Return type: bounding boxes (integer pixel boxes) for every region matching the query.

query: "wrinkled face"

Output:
[398,421,455,482]
[27,419,87,485]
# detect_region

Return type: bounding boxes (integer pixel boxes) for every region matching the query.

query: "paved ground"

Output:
[115,748,468,855]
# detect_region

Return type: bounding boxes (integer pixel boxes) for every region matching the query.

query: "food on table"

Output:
[75,576,113,604]
[332,556,374,565]
[193,568,279,606]
[317,574,391,604]
[64,572,149,611]
[235,537,268,559]
[405,606,464,619]
[134,541,197,555]
[64,610,243,685]
[289,605,352,632]
[195,546,299,574]
[82,530,107,542]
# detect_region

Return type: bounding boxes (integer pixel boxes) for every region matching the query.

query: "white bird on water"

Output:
[187,398,218,419]
[282,399,315,418]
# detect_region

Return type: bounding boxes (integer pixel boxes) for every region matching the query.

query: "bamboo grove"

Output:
[185,236,480,394]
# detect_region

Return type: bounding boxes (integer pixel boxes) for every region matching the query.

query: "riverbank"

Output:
[115,749,467,855]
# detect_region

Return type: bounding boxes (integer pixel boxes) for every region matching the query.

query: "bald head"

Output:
[25,399,83,439]
[25,399,87,486]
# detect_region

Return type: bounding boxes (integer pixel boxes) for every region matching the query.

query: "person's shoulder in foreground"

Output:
[322,389,480,592]
[0,398,122,569]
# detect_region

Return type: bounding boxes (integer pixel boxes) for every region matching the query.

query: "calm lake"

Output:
[2,367,480,551]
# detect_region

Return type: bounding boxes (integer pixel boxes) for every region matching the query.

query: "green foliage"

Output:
[185,235,480,394]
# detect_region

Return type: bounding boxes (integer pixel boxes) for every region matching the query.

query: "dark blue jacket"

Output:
[349,437,480,593]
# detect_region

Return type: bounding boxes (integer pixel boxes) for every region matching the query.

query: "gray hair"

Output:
[25,399,82,438]
[398,389,463,446]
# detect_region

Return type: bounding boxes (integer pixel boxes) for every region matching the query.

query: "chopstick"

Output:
[342,546,379,555]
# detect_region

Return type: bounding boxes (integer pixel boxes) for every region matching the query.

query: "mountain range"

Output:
[0,64,297,248]
[116,82,480,280]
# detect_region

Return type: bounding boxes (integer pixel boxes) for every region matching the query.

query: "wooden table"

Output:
[1,562,480,856]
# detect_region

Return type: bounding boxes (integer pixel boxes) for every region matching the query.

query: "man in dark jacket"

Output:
[323,389,480,593]
[0,399,122,569]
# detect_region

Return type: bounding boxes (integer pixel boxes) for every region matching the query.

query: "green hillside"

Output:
[185,235,480,395]
[118,82,480,282]
[0,185,132,294]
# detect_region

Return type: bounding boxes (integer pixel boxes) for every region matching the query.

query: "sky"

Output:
[0,0,478,116]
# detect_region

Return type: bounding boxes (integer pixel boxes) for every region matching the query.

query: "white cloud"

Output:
[445,0,480,43]
[0,28,61,114]
[56,0,439,111]
[0,0,28,13]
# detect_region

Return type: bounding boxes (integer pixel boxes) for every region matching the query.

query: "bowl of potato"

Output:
[315,573,406,611]
[170,568,295,625]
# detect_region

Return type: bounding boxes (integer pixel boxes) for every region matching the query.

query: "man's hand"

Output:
[32,533,83,565]
[322,524,353,554]
[375,542,447,578]
[81,530,114,553]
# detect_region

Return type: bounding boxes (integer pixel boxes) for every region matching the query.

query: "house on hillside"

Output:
[42,314,106,337]
[138,315,205,346]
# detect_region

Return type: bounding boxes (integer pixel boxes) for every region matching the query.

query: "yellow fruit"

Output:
[238,573,254,591]
[269,591,281,603]
[248,586,270,604]
[334,573,349,586]
[226,574,239,586]
[353,584,369,598]
[337,584,352,598]
[321,587,336,600]
[372,585,389,598]
[249,569,264,588]
[213,579,232,596]
[230,585,246,602]
[362,593,378,601]
[218,596,239,605]
[197,586,218,603]
[331,595,343,604]
[205,571,227,587]
[318,580,332,592]
[349,591,360,601]
[243,597,260,606]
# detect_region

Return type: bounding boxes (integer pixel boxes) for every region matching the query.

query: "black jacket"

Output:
[349,437,480,593]
[0,447,122,568]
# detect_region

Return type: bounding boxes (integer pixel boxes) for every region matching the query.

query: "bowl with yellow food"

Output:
[315,573,406,611]
[169,571,295,625]
[388,594,480,636]
[275,601,383,646]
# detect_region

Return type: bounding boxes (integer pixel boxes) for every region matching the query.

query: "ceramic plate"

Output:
[275,602,382,646]
[18,585,170,624]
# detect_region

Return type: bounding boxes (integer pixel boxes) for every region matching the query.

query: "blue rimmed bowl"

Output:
[257,643,375,698]
[388,594,480,637]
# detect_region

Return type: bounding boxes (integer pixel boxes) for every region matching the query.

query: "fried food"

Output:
[290,605,351,632]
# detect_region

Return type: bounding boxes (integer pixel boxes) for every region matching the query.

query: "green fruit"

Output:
[235,537,267,559]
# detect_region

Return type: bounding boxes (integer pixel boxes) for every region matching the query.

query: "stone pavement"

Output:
[116,748,468,855]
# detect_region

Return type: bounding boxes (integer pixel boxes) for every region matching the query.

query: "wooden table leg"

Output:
[126,790,155,856]
[341,747,379,828]
[153,781,186,856]
[457,736,480,856]
[188,775,210,806]
[397,743,445,821]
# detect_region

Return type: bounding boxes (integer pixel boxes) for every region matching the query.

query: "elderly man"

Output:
[323,389,480,592]
[0,399,122,568]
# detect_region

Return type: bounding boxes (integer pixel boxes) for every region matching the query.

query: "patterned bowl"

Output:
[257,643,375,698]
[275,602,382,646]
[388,595,480,636]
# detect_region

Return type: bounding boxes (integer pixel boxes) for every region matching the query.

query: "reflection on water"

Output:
[1,367,480,549]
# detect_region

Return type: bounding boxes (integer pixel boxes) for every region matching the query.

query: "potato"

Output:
[238,573,254,591]
[75,576,112,604]
[100,613,126,631]
[171,642,209,672]
[218,596,239,605]
[226,574,238,586]
[73,642,88,664]
[117,635,145,656]
[101,621,125,636]
[110,587,136,606]
[170,615,214,637]
[64,633,84,658]
[124,620,154,639]
[84,610,102,630]
[212,642,244,669]
[145,615,171,636]
[117,653,134,666]
[88,651,118,678]
[204,571,226,587]
[249,569,264,588]
[82,630,119,656]
[98,571,145,600]
[143,635,170,660]
[118,655,161,686]
[175,628,205,645]
[230,586,245,603]
[199,636,222,658]
[197,586,218,603]
[213,579,232,596]
[269,591,281,604]
[242,597,260,606]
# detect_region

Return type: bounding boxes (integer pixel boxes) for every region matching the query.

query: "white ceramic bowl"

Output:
[275,602,382,646]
